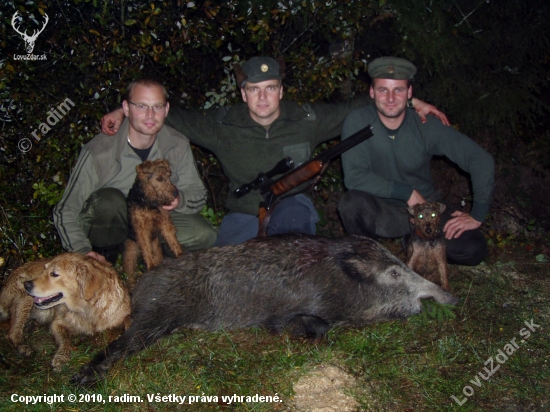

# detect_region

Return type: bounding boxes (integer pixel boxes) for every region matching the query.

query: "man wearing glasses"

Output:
[54,78,216,264]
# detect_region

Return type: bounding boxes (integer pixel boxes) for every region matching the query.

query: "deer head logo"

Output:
[11,11,49,54]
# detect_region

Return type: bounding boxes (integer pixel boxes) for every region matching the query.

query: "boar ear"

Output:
[338,254,376,285]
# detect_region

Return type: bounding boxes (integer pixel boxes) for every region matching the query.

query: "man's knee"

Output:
[268,196,318,235]
[338,190,357,217]
[85,188,127,220]
[192,224,217,250]
[468,241,488,265]
[214,213,258,246]
[338,191,377,237]
[447,231,488,266]
[172,212,217,250]
[81,188,128,247]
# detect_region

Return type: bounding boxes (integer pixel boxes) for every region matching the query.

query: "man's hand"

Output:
[101,108,125,135]
[406,189,426,207]
[412,98,450,126]
[162,196,180,211]
[443,210,481,239]
[86,251,107,263]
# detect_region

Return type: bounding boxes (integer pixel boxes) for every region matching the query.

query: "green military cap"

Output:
[368,56,417,80]
[233,56,286,88]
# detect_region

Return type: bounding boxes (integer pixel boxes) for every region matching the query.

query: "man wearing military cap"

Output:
[338,56,494,265]
[100,56,449,246]
[367,56,417,81]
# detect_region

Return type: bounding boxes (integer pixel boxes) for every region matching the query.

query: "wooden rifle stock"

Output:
[268,160,324,196]
[257,124,374,236]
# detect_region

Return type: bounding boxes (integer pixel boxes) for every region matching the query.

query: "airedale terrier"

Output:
[405,202,449,290]
[123,159,183,281]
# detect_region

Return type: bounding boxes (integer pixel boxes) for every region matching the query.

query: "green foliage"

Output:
[0,0,549,264]
[32,179,64,206]
[419,299,457,325]
[0,0,379,262]
[200,205,224,228]
[535,254,548,263]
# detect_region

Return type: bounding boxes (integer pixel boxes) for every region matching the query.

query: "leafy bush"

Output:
[0,0,548,267]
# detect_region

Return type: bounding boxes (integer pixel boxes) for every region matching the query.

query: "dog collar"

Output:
[415,228,440,240]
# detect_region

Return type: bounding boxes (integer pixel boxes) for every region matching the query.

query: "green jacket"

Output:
[166,97,370,215]
[341,105,494,223]
[54,119,207,253]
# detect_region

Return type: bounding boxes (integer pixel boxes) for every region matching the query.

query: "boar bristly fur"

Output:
[72,234,457,386]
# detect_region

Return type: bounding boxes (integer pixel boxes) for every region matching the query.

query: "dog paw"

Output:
[51,353,70,371]
[17,344,33,357]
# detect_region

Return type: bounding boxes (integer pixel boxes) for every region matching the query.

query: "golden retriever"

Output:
[0,253,131,370]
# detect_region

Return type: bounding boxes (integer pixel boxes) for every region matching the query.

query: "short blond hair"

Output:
[124,78,168,102]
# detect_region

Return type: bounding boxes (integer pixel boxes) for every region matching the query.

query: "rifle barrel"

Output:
[313,125,373,162]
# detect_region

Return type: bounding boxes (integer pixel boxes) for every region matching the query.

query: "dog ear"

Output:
[76,261,99,301]
[407,206,415,216]
[155,159,172,174]
[137,161,154,176]
[154,159,170,168]
[438,203,446,213]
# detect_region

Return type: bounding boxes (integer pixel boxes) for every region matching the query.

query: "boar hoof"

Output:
[286,315,330,341]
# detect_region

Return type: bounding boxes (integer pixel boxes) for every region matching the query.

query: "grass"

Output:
[1,242,549,411]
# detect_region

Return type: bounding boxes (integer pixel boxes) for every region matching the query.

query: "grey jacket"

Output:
[54,119,207,253]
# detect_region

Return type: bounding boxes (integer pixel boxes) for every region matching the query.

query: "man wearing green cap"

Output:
[338,56,494,265]
[101,56,449,246]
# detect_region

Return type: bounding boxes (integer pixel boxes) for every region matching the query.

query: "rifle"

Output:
[233,124,374,236]
[233,156,295,199]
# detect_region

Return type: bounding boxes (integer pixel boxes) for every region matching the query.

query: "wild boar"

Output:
[72,233,458,385]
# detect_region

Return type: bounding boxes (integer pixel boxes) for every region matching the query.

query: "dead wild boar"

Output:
[72,233,458,386]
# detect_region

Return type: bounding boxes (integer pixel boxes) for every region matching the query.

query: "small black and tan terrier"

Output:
[123,159,183,281]
[405,202,449,291]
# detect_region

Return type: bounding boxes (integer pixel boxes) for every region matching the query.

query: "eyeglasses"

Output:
[244,84,281,95]
[128,101,166,112]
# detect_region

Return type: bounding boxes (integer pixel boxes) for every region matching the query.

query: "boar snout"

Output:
[418,288,459,306]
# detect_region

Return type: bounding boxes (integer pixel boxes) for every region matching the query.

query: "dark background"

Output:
[1,0,549,268]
